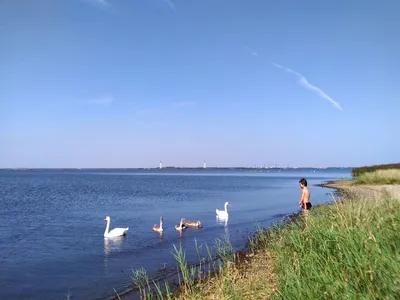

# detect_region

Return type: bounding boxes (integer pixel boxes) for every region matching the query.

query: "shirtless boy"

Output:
[298,178,312,210]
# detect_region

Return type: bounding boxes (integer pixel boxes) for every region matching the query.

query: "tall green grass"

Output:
[264,197,400,299]
[353,169,400,185]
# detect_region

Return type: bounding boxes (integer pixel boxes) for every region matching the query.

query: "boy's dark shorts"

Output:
[304,202,312,210]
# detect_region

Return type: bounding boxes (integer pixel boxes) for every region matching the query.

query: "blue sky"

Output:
[0,0,399,168]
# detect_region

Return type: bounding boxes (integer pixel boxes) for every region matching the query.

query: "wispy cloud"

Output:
[163,0,176,11]
[83,0,110,9]
[245,47,259,57]
[96,0,109,6]
[250,50,259,57]
[272,63,343,111]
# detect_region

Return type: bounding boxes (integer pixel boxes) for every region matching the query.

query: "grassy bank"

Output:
[124,188,400,299]
[352,163,400,177]
[353,169,400,185]
[264,197,400,299]
[326,169,400,186]
[170,196,400,299]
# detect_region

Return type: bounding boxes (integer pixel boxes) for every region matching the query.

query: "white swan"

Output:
[216,202,231,218]
[153,216,163,232]
[104,216,129,238]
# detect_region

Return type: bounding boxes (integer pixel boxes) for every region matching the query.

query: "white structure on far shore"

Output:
[203,160,206,169]
[159,161,162,169]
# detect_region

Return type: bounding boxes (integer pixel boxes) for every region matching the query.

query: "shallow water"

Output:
[0,169,350,299]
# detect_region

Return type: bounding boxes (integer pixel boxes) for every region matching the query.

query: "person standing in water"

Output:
[298,178,312,210]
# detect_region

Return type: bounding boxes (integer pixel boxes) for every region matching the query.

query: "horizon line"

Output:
[0,166,354,170]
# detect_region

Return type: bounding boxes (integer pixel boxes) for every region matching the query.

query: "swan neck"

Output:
[160,219,163,230]
[104,219,110,235]
[224,203,228,212]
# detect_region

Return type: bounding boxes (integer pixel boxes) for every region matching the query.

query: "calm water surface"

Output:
[0,169,350,299]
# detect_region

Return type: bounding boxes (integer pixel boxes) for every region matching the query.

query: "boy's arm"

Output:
[298,190,304,206]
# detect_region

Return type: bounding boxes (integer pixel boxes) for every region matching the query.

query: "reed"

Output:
[131,268,154,299]
[172,244,193,294]
[129,236,233,299]
[113,288,122,300]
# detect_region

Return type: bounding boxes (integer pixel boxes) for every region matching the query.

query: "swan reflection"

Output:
[216,215,229,226]
[104,236,126,256]
[217,216,229,234]
[153,230,164,239]
[103,236,126,273]
[224,222,229,235]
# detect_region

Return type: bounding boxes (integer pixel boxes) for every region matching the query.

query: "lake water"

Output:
[0,169,350,299]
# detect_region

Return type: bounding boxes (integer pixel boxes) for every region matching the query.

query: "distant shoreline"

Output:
[0,167,351,171]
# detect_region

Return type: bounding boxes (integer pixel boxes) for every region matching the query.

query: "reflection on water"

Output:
[153,230,164,240]
[224,223,229,236]
[103,236,127,274]
[216,215,229,227]
[104,236,126,255]
[216,216,229,235]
